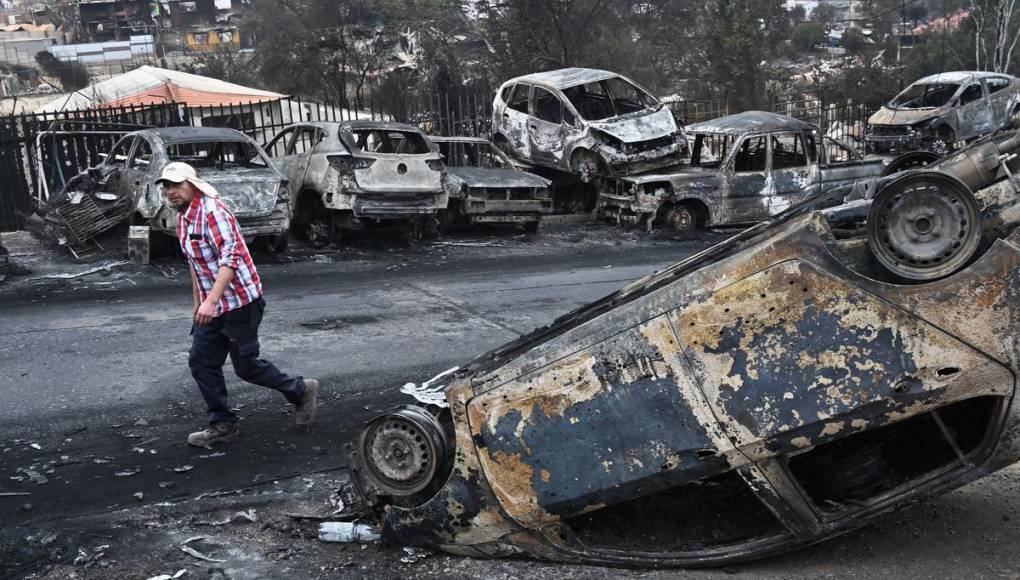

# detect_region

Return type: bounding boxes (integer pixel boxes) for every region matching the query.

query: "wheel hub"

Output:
[359,406,448,495]
[867,172,981,281]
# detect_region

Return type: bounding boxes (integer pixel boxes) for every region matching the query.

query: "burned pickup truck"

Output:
[342,129,1020,566]
[266,121,447,245]
[62,127,290,253]
[431,136,553,232]
[597,111,884,232]
[492,68,687,182]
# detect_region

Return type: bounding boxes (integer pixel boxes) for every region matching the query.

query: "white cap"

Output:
[155,162,219,198]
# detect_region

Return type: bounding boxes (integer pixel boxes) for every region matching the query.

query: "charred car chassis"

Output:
[343,129,1020,567]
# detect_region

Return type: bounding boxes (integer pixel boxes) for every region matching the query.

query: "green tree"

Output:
[791,21,825,51]
[694,0,791,111]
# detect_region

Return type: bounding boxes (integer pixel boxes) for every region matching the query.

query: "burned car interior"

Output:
[352,129,432,155]
[342,128,1020,567]
[165,140,270,169]
[561,77,659,121]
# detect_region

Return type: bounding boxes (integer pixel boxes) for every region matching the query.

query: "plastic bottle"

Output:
[318,521,381,543]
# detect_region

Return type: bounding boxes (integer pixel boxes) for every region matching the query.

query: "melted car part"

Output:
[357,406,449,496]
[867,171,982,281]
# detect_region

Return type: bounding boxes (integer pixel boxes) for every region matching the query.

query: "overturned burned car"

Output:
[343,129,1020,566]
[492,68,686,181]
[597,111,884,232]
[432,136,553,232]
[867,71,1020,155]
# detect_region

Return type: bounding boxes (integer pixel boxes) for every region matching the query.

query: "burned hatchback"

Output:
[432,136,553,232]
[343,129,1020,566]
[266,121,447,244]
[492,68,686,181]
[68,127,290,253]
[867,71,1020,155]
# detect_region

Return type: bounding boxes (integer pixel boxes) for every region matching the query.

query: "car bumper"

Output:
[463,198,553,218]
[238,201,289,237]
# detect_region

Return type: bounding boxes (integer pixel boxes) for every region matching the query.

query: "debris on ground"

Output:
[37,167,133,259]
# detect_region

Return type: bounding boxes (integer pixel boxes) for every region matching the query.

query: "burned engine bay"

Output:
[340,130,1020,567]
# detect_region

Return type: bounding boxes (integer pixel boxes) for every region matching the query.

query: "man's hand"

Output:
[195,299,217,325]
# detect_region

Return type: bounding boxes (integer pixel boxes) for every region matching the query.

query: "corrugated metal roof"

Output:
[37,65,285,112]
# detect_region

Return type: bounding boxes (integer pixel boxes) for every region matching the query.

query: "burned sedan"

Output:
[867,71,1020,155]
[266,121,447,244]
[492,68,686,181]
[76,127,290,252]
[432,136,553,232]
[343,129,1020,567]
[597,111,884,232]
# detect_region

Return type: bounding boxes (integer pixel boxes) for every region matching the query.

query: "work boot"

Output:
[296,379,318,426]
[187,421,239,447]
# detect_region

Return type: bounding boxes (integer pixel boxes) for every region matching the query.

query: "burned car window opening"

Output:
[693,133,736,166]
[508,84,530,113]
[734,135,767,172]
[889,83,960,109]
[987,77,1012,95]
[106,137,134,167]
[562,77,656,121]
[960,83,983,106]
[130,139,152,169]
[167,140,269,169]
[533,87,563,124]
[770,133,808,170]
[351,130,430,155]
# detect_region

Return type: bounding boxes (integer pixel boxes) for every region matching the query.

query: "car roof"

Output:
[913,71,1015,84]
[687,111,818,134]
[281,120,426,133]
[135,127,251,144]
[503,67,619,90]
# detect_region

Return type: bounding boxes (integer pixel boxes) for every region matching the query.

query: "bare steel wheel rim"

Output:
[359,406,447,495]
[867,172,981,281]
[667,206,695,232]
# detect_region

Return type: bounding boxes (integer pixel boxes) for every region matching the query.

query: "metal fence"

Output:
[772,96,883,154]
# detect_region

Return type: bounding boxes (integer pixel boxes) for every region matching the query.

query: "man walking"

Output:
[158,162,317,447]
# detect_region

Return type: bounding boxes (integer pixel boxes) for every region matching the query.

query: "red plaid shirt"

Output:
[177,194,262,316]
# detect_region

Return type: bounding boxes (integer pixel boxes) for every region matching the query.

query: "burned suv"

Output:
[492,68,686,181]
[344,129,1020,566]
[432,136,553,232]
[598,112,884,232]
[867,71,1020,155]
[266,121,447,244]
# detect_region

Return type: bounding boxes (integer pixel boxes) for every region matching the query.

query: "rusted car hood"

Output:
[446,167,551,189]
[868,106,941,127]
[590,105,677,143]
[198,168,282,217]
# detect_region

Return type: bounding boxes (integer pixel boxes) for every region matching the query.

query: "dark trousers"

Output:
[189,297,304,424]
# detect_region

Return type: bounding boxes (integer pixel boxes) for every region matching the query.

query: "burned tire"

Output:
[571,150,601,183]
[298,196,336,248]
[663,203,699,235]
[269,232,288,253]
[882,150,941,177]
[866,171,981,281]
[524,219,540,234]
[358,406,449,496]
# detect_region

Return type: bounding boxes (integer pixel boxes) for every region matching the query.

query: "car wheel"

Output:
[300,197,335,248]
[571,150,601,183]
[664,204,698,234]
[269,232,288,253]
[524,220,540,234]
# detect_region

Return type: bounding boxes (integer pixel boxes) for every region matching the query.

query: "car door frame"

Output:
[527,86,569,167]
[500,83,534,161]
[984,75,1015,128]
[121,134,159,217]
[719,132,770,223]
[954,80,992,140]
[767,130,818,216]
[101,135,138,203]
